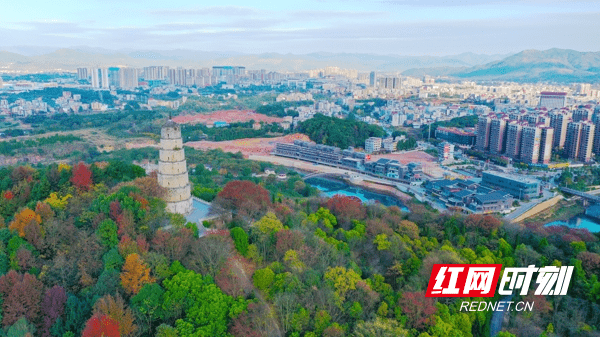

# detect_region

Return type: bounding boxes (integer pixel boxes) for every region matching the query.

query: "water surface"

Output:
[545,215,600,233]
[306,177,409,212]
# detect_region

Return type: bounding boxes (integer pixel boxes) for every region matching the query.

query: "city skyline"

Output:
[1,0,599,55]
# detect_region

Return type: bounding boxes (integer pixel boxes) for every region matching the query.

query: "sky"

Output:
[0,0,599,55]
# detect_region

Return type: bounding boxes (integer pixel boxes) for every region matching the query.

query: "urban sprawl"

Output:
[1,65,600,218]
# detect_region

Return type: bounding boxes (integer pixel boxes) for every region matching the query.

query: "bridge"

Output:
[560,187,600,204]
[302,172,346,180]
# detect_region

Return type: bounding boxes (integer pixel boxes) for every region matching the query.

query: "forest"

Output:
[0,154,598,336]
[297,115,386,149]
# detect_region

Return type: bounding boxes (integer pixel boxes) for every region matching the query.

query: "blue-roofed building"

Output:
[214,121,229,128]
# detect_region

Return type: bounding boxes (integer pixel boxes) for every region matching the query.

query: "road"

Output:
[504,189,554,221]
[489,295,514,336]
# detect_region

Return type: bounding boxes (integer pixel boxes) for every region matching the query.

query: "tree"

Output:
[120,253,154,295]
[131,283,165,326]
[398,291,437,331]
[325,195,366,227]
[64,294,91,335]
[162,270,247,336]
[214,180,271,219]
[464,214,502,233]
[41,286,67,337]
[255,212,284,235]
[215,256,255,297]
[353,317,409,337]
[9,208,41,237]
[253,267,275,292]
[6,317,36,337]
[324,266,363,304]
[71,162,93,191]
[97,219,119,248]
[94,294,137,337]
[82,314,120,337]
[0,271,45,326]
[230,227,249,256]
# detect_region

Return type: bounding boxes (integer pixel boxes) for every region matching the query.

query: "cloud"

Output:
[290,10,387,18]
[1,10,599,56]
[149,6,261,16]
[380,0,594,6]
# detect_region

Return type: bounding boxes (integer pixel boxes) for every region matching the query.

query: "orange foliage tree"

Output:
[9,208,42,237]
[71,162,93,191]
[94,294,137,337]
[120,253,154,295]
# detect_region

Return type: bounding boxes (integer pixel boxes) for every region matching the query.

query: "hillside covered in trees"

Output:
[297,114,386,149]
[0,158,599,336]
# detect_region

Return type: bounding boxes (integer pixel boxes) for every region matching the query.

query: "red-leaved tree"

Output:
[214,180,272,220]
[3,190,13,200]
[0,271,45,327]
[71,162,93,191]
[465,214,502,233]
[398,291,437,331]
[82,314,121,337]
[325,195,366,228]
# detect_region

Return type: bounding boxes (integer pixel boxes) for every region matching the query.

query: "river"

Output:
[545,215,600,233]
[305,176,409,212]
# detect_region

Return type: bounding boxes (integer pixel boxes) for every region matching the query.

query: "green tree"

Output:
[96,219,118,248]
[253,267,275,292]
[163,270,246,336]
[230,227,249,256]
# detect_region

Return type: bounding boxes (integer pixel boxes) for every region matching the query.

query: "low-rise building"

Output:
[365,137,382,154]
[481,171,540,200]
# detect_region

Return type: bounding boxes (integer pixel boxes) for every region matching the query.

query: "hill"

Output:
[456,48,600,82]
[0,47,508,72]
[405,49,600,83]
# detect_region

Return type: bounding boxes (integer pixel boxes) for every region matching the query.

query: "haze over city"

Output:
[1,0,599,55]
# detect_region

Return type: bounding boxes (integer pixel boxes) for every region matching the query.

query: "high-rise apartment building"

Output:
[119,68,139,89]
[539,126,554,164]
[489,117,507,155]
[369,71,377,87]
[520,125,541,164]
[378,77,401,90]
[77,68,88,81]
[108,67,121,87]
[593,113,600,156]
[143,66,169,81]
[566,121,596,162]
[549,110,571,149]
[476,115,492,152]
[505,121,524,159]
[91,68,109,89]
[573,108,592,122]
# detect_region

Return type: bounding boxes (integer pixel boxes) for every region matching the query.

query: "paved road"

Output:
[489,295,514,336]
[504,189,554,221]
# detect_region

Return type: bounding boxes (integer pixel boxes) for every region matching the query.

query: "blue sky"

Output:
[1,0,598,55]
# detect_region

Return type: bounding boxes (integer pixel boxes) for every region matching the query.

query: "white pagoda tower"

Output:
[157,118,193,214]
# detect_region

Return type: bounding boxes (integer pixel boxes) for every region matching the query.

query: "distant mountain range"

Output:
[0,46,509,73]
[403,49,600,83]
[0,47,598,82]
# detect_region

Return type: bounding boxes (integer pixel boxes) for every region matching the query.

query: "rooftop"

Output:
[540,92,567,96]
[483,171,539,184]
